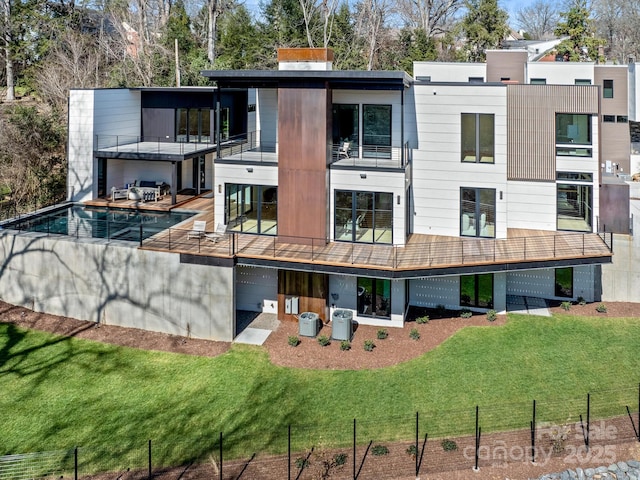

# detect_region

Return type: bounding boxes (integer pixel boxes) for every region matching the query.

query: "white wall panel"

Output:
[527,63,595,85]
[257,89,278,147]
[506,181,557,230]
[413,62,486,82]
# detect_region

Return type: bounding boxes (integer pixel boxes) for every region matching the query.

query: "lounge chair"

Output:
[205,223,227,243]
[187,220,207,239]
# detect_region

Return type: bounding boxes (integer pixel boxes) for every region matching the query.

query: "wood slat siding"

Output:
[277,87,330,243]
[507,85,599,181]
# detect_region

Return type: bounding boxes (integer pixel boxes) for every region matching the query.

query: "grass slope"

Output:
[1,314,639,467]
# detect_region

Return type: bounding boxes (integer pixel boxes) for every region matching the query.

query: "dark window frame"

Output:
[530,78,547,85]
[460,187,496,238]
[335,190,393,244]
[225,183,278,236]
[603,79,614,98]
[357,277,391,319]
[555,267,574,298]
[460,273,493,308]
[461,113,495,164]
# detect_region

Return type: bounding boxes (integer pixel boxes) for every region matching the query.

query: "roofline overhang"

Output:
[200,70,413,90]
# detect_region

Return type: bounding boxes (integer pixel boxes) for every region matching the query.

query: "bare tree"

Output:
[594,0,640,62]
[299,0,339,47]
[395,0,462,37]
[515,0,559,40]
[354,0,391,70]
[1,0,14,101]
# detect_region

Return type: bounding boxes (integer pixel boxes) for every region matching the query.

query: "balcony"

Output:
[95,135,217,158]
[330,142,410,169]
[216,131,277,164]
[142,227,612,277]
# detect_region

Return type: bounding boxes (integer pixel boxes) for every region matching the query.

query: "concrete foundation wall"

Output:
[0,232,234,341]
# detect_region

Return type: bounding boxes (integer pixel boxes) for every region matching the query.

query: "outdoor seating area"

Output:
[187,220,227,242]
[111,181,170,203]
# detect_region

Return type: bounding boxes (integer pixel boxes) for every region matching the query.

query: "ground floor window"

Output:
[226,184,277,235]
[357,278,390,318]
[460,274,493,308]
[557,181,592,232]
[555,267,573,298]
[335,190,393,243]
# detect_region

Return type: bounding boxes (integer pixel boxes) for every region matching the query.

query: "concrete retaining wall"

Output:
[0,232,235,341]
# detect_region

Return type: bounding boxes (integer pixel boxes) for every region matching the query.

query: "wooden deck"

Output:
[84,192,212,211]
[139,198,613,273]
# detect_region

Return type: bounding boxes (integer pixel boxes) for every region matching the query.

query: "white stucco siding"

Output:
[413,62,487,82]
[506,181,557,231]
[236,266,277,313]
[411,84,508,238]
[527,63,595,85]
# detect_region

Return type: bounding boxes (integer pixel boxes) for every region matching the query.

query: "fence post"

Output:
[288,425,291,480]
[415,412,419,476]
[74,446,78,480]
[474,405,481,472]
[530,399,536,463]
[353,418,356,480]
[148,439,152,480]
[219,432,223,480]
[139,224,143,247]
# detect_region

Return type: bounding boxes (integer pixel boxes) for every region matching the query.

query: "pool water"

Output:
[4,204,195,242]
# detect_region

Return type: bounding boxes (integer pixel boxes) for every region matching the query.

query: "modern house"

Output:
[2,47,635,342]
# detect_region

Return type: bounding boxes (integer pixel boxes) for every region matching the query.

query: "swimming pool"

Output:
[3,204,196,242]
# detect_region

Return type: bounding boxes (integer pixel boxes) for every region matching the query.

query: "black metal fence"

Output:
[3,385,640,479]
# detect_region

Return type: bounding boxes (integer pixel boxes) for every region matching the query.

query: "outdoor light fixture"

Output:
[360,173,367,179]
[246,167,253,173]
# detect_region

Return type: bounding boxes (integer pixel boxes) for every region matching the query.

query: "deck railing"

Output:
[329,142,410,169]
[94,135,216,154]
[216,131,278,163]
[142,228,613,271]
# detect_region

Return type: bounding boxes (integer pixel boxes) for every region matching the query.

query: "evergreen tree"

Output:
[554,0,605,62]
[215,4,261,69]
[459,0,509,62]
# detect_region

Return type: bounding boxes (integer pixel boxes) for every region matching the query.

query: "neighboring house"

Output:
[4,47,640,342]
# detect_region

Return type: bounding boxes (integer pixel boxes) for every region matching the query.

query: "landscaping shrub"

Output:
[561,301,572,311]
[409,328,420,340]
[371,445,389,456]
[333,453,347,466]
[416,315,429,324]
[288,335,300,347]
[441,439,457,452]
[577,296,587,306]
[486,309,497,322]
[364,339,375,351]
[596,303,608,313]
[295,457,309,469]
[317,335,330,346]
[460,309,472,318]
[340,340,351,351]
[406,444,417,457]
[376,328,388,340]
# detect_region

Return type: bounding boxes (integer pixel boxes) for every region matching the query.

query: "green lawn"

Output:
[1,313,639,469]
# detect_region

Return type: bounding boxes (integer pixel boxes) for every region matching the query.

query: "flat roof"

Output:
[200,69,413,90]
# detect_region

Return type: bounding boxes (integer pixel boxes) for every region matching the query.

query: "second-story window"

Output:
[603,79,614,98]
[461,113,494,163]
[530,78,547,85]
[176,108,213,143]
[363,105,391,158]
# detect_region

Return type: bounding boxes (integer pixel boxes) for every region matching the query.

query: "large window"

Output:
[557,175,592,232]
[357,278,391,318]
[555,267,573,298]
[363,105,391,158]
[461,113,494,163]
[603,79,614,98]
[556,114,591,145]
[335,191,393,244]
[176,109,212,143]
[460,188,495,237]
[333,104,359,150]
[460,274,493,308]
[226,184,277,235]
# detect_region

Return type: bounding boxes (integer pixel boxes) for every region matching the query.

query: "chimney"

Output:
[277,48,334,71]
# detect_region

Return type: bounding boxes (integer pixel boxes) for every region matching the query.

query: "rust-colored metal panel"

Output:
[600,182,630,234]
[278,87,330,241]
[486,50,527,84]
[507,85,599,181]
[277,48,334,62]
